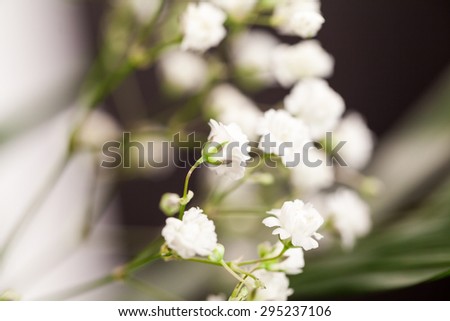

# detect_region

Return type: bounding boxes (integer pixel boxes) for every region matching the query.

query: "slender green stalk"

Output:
[238,245,288,267]
[126,276,183,301]
[179,158,203,217]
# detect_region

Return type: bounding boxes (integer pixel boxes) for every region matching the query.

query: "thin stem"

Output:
[220,260,247,284]
[186,257,222,267]
[238,245,289,267]
[179,158,203,217]
[40,274,115,300]
[126,276,183,301]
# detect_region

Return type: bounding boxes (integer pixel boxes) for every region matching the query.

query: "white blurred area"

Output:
[0,0,87,136]
[0,0,122,299]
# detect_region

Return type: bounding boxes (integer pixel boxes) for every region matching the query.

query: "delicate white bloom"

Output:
[291,148,334,194]
[161,207,217,259]
[209,0,257,21]
[180,3,227,52]
[257,109,311,166]
[333,113,375,170]
[230,30,279,85]
[323,188,371,249]
[272,40,334,87]
[158,48,209,93]
[128,0,161,24]
[159,191,194,216]
[252,270,293,301]
[285,78,345,139]
[206,119,251,180]
[206,84,262,139]
[264,242,305,275]
[263,200,324,250]
[206,293,227,301]
[76,110,121,150]
[273,0,324,38]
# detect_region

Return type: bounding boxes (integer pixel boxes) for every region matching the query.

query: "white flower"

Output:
[285,78,345,139]
[264,242,305,275]
[257,109,311,166]
[180,3,227,52]
[75,109,121,151]
[323,188,371,249]
[252,270,293,301]
[272,40,334,87]
[273,0,324,38]
[263,200,324,250]
[333,113,374,170]
[206,84,262,139]
[209,0,257,21]
[206,119,251,180]
[128,0,161,24]
[158,48,209,93]
[291,148,334,194]
[230,30,279,85]
[161,207,217,259]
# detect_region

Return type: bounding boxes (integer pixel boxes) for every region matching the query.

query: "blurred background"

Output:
[0,0,449,300]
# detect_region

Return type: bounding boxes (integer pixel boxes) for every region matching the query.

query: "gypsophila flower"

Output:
[272,40,334,87]
[252,270,293,301]
[333,113,374,170]
[206,119,251,180]
[207,84,262,139]
[180,2,227,52]
[272,0,324,38]
[230,30,279,85]
[290,148,334,194]
[285,78,345,139]
[161,207,217,259]
[158,48,208,93]
[263,200,324,250]
[159,191,194,216]
[257,109,311,166]
[323,188,371,249]
[209,0,257,21]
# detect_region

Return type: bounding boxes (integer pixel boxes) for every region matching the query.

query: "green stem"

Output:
[179,158,204,218]
[126,276,183,301]
[238,245,289,267]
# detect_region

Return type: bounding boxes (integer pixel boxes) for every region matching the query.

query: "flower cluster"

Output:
[157,0,377,301]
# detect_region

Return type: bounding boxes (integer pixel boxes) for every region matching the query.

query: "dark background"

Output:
[83,0,450,300]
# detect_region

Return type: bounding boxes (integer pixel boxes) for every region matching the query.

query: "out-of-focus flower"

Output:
[158,48,209,94]
[206,84,262,139]
[209,0,257,21]
[206,120,251,180]
[263,200,324,250]
[252,270,293,301]
[162,207,218,259]
[180,3,227,52]
[284,78,345,140]
[272,0,324,38]
[290,148,334,194]
[159,191,194,216]
[272,40,334,87]
[257,109,311,165]
[128,0,161,24]
[230,30,279,85]
[75,109,121,151]
[333,113,375,170]
[323,188,371,249]
[263,242,305,275]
